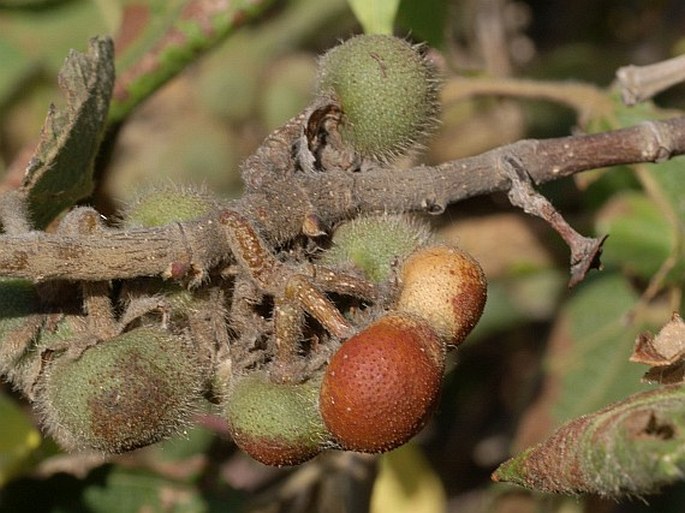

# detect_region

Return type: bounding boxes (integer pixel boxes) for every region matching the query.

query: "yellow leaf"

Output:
[0,393,41,486]
[347,0,400,35]
[370,444,447,513]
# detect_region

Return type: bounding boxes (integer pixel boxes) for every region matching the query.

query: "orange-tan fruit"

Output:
[320,312,444,453]
[397,245,487,347]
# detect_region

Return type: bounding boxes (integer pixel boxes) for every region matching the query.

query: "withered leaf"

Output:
[20,36,114,229]
[642,362,685,385]
[632,313,685,384]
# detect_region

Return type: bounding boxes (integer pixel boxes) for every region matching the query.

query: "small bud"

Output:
[320,214,433,283]
[121,182,219,228]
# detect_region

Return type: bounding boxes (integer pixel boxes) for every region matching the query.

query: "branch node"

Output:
[421,198,446,215]
[642,120,675,163]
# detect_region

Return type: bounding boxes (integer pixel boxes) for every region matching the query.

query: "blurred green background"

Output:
[2,0,685,511]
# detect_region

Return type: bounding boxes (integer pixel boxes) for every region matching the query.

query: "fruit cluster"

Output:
[224,32,485,463]
[0,35,487,466]
[1,185,220,453]
[226,214,486,465]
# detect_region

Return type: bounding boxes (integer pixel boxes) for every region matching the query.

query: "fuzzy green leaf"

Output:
[19,36,114,229]
[552,274,655,423]
[347,0,400,34]
[494,385,685,496]
[596,191,682,281]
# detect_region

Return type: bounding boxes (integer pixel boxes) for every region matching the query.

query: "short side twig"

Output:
[617,54,685,105]
[500,156,606,287]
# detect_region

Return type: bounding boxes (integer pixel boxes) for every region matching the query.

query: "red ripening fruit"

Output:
[397,245,487,347]
[320,312,444,453]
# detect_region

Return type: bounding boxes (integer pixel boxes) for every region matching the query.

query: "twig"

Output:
[500,156,605,287]
[617,54,685,106]
[441,76,612,122]
[110,0,277,122]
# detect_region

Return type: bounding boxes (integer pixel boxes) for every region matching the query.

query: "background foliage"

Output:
[2,0,685,511]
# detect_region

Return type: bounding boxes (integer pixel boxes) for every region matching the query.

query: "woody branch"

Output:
[0,115,684,283]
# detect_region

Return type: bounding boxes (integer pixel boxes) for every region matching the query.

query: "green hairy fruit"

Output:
[317,34,440,162]
[226,374,329,466]
[37,327,203,453]
[122,182,219,228]
[320,214,433,283]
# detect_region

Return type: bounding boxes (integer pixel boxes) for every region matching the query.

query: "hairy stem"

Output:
[0,116,684,282]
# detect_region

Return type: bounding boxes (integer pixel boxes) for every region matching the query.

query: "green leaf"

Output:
[396,0,449,48]
[82,467,207,513]
[596,191,683,281]
[584,93,685,288]
[19,36,114,229]
[645,156,685,234]
[0,392,41,487]
[507,273,669,493]
[552,273,655,423]
[370,444,447,513]
[494,385,685,496]
[347,0,400,35]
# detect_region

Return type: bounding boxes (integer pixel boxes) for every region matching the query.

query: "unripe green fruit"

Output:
[226,374,328,466]
[317,34,440,161]
[320,214,433,283]
[320,312,444,453]
[397,245,487,347]
[37,327,203,453]
[122,183,219,228]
